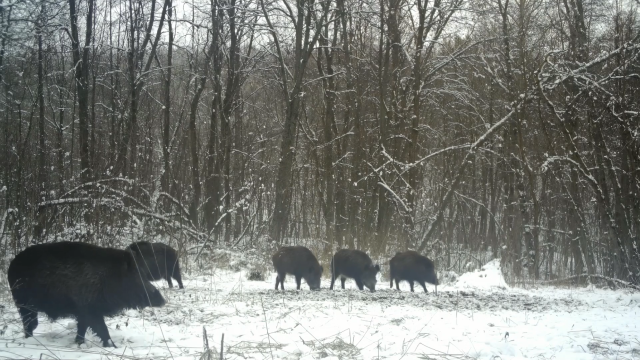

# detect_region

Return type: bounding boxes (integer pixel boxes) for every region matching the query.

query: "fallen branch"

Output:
[538,274,640,291]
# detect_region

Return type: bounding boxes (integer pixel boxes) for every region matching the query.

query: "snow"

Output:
[1,258,639,359]
[451,259,509,290]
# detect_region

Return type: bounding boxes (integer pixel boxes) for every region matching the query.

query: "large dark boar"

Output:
[330,249,380,292]
[389,251,439,292]
[126,241,184,289]
[7,241,166,347]
[272,246,323,290]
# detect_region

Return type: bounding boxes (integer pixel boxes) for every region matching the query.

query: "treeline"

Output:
[0,0,639,284]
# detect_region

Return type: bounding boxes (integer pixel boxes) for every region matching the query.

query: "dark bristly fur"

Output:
[7,241,166,347]
[330,249,380,292]
[389,251,439,292]
[272,246,323,290]
[126,241,184,289]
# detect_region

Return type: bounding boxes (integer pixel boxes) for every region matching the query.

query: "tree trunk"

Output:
[315,24,336,247]
[161,0,173,197]
[117,0,167,177]
[37,6,46,194]
[188,6,218,227]
[188,78,206,227]
[68,0,93,182]
[263,0,327,243]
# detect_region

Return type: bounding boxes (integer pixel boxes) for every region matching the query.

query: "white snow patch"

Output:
[453,258,509,290]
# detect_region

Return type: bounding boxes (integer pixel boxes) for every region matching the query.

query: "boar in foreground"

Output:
[7,241,166,347]
[126,241,184,289]
[272,246,323,290]
[389,251,439,292]
[330,249,380,292]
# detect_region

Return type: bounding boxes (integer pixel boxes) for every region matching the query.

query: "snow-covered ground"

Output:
[1,259,639,359]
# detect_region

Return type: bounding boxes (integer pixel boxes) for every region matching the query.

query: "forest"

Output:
[0,0,639,285]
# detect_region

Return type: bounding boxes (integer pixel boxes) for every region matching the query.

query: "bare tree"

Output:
[68,0,94,182]
[262,0,330,242]
[116,0,169,177]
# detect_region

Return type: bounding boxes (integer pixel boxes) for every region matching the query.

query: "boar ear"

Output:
[319,265,324,273]
[374,264,380,272]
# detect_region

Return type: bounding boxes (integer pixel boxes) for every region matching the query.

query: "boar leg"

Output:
[390,278,394,288]
[394,279,400,290]
[409,281,415,292]
[341,277,347,289]
[173,265,185,289]
[418,280,428,293]
[166,277,174,288]
[330,273,337,290]
[295,275,302,290]
[355,279,364,290]
[275,273,286,290]
[87,314,115,348]
[75,315,89,344]
[18,306,38,337]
